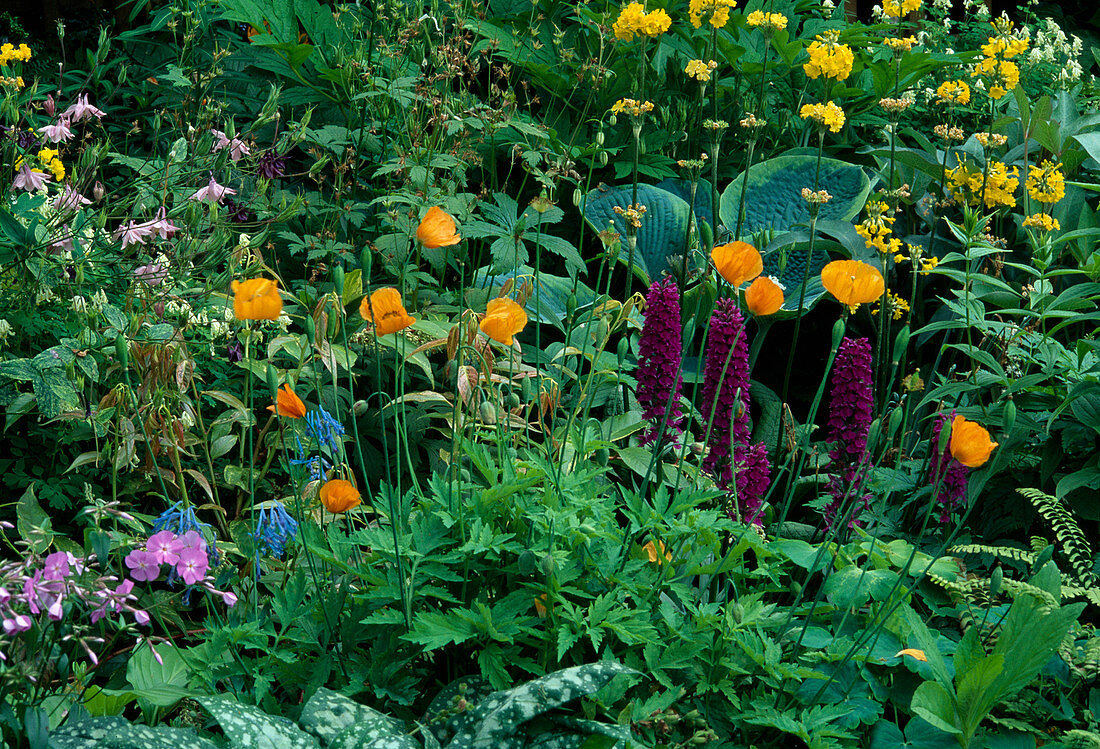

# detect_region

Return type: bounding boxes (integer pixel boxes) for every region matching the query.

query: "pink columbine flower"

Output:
[62,93,106,123]
[50,228,75,255]
[211,129,250,162]
[139,206,180,240]
[189,176,236,204]
[175,548,209,585]
[146,530,181,565]
[12,164,51,192]
[134,263,168,287]
[38,117,74,144]
[115,220,153,250]
[125,549,161,582]
[54,185,92,212]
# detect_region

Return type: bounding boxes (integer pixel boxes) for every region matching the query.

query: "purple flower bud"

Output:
[637,279,684,445]
[929,410,969,522]
[823,337,874,528]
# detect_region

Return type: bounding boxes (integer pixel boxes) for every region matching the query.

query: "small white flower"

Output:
[36,287,56,305]
[91,289,109,311]
[72,295,88,314]
[767,275,786,291]
[0,318,13,343]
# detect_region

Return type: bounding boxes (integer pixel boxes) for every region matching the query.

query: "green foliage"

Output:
[581,183,692,282]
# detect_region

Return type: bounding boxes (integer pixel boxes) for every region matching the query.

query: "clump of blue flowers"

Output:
[254,502,299,558]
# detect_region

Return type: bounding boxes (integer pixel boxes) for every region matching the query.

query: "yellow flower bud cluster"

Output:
[745,10,787,32]
[685,59,718,82]
[882,0,921,18]
[0,43,32,66]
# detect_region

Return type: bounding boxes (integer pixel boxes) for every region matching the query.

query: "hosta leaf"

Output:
[197,695,320,748]
[718,154,871,238]
[447,662,635,749]
[582,184,691,282]
[300,687,403,743]
[654,178,714,231]
[760,235,834,315]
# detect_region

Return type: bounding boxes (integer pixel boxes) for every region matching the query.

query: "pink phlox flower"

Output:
[2,615,32,635]
[125,549,161,582]
[211,129,250,162]
[42,551,72,581]
[62,94,106,122]
[54,185,92,212]
[146,530,181,565]
[189,175,236,204]
[115,220,153,249]
[221,591,238,607]
[177,530,208,554]
[12,164,51,192]
[47,597,64,622]
[134,263,168,287]
[139,206,180,240]
[114,579,135,599]
[133,609,150,626]
[22,574,42,614]
[38,117,74,144]
[175,548,209,585]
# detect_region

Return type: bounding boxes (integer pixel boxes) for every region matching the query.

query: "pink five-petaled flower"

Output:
[189,176,236,204]
[12,164,51,192]
[54,185,92,212]
[175,547,209,585]
[125,549,161,582]
[38,117,74,144]
[134,263,168,287]
[211,129,251,162]
[2,615,32,635]
[140,206,180,240]
[62,93,106,122]
[115,220,153,249]
[42,551,72,581]
[146,530,182,565]
[177,530,208,553]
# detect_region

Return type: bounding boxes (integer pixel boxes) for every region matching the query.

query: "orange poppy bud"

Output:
[480,297,528,346]
[267,383,306,419]
[416,206,461,249]
[534,594,549,618]
[821,260,884,312]
[948,415,998,467]
[319,478,361,513]
[642,539,671,565]
[745,276,784,316]
[894,648,927,662]
[711,241,763,287]
[359,287,416,336]
[232,278,283,321]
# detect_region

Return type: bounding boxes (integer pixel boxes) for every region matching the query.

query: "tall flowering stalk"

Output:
[701,299,770,521]
[637,279,684,446]
[929,410,969,523]
[824,337,874,528]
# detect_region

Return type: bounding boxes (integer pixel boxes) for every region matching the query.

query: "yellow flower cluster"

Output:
[1026,160,1065,204]
[974,132,1008,149]
[1023,213,1059,232]
[0,43,32,66]
[803,32,854,81]
[971,56,1020,99]
[894,245,938,274]
[799,101,846,133]
[856,201,901,255]
[611,98,655,116]
[1,76,25,89]
[37,148,66,181]
[746,10,787,32]
[689,0,737,29]
[981,19,1029,59]
[613,3,672,41]
[872,289,910,320]
[945,159,1018,209]
[935,80,971,106]
[883,36,917,54]
[685,59,718,82]
[883,0,921,18]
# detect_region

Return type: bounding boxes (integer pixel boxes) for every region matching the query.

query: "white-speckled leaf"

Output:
[446,663,634,749]
[105,724,221,749]
[47,716,130,748]
[196,695,320,749]
[299,688,403,743]
[329,721,419,749]
[422,675,495,745]
[718,155,871,238]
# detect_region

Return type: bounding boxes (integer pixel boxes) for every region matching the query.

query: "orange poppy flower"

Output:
[948,415,998,467]
[712,241,763,287]
[359,287,416,335]
[821,260,884,311]
[416,206,461,249]
[642,540,672,565]
[319,478,361,513]
[894,648,928,662]
[232,278,283,321]
[267,383,306,419]
[745,276,784,316]
[480,297,528,346]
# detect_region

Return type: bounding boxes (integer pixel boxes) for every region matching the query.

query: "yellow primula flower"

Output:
[746,10,787,32]
[971,57,1019,99]
[1023,213,1059,232]
[883,0,921,17]
[685,59,718,82]
[799,101,846,133]
[1026,160,1065,205]
[936,80,971,106]
[689,0,737,29]
[803,31,854,81]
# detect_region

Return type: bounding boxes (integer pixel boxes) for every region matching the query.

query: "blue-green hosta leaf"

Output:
[197,696,320,749]
[582,184,691,282]
[654,178,714,231]
[300,688,403,744]
[759,234,833,315]
[446,662,635,749]
[473,267,597,329]
[718,154,871,238]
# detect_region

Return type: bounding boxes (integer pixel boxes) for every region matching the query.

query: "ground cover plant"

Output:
[2,0,1100,746]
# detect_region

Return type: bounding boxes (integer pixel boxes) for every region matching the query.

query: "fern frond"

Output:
[1019,488,1096,583]
[949,544,1037,566]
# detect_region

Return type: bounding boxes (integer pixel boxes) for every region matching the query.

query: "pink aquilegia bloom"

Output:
[62,93,106,123]
[115,220,153,250]
[175,548,209,585]
[12,164,51,192]
[134,263,168,287]
[54,185,92,212]
[211,129,250,162]
[636,278,684,446]
[38,117,74,144]
[823,337,874,529]
[146,530,181,565]
[50,228,75,255]
[125,549,161,582]
[140,207,179,240]
[189,176,236,204]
